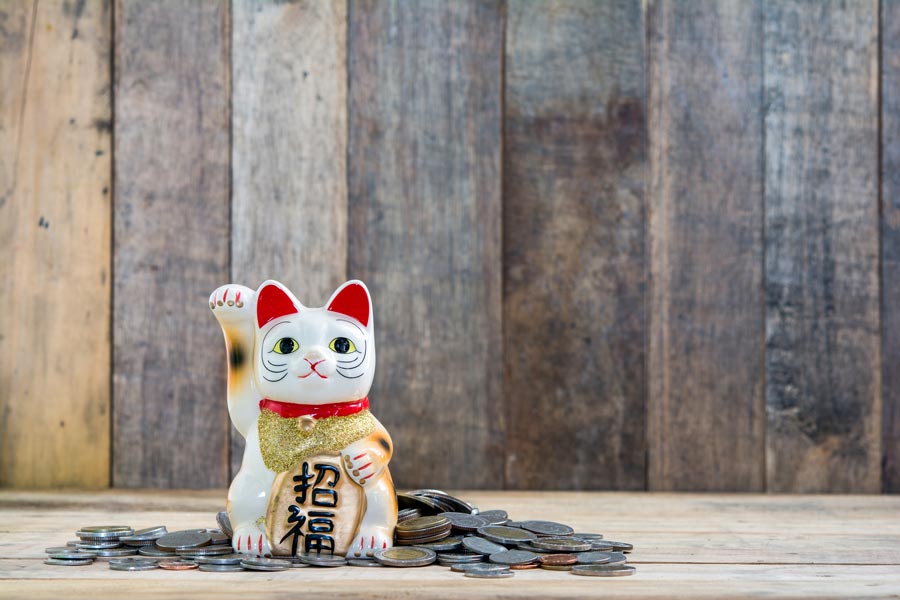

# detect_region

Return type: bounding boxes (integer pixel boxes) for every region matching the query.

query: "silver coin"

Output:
[109,561,159,571]
[109,557,159,567]
[409,489,478,514]
[573,551,612,565]
[435,552,484,564]
[66,540,81,548]
[397,508,421,523]
[156,530,212,551]
[288,560,310,568]
[450,562,494,572]
[514,542,555,554]
[531,537,592,552]
[583,540,615,551]
[76,530,132,541]
[347,558,384,567]
[474,510,508,525]
[44,558,93,566]
[445,513,490,532]
[461,563,512,575]
[215,512,233,538]
[47,551,97,560]
[572,564,636,577]
[135,525,167,536]
[600,540,633,552]
[374,546,436,567]
[199,563,245,572]
[77,541,122,550]
[604,551,628,566]
[519,521,575,537]
[240,557,292,568]
[139,546,176,557]
[240,560,290,572]
[461,536,507,556]
[193,554,245,565]
[415,536,463,552]
[177,544,233,557]
[573,532,604,540]
[296,553,347,567]
[80,526,133,534]
[45,546,73,554]
[488,550,539,566]
[477,525,537,545]
[464,568,514,579]
[93,548,138,558]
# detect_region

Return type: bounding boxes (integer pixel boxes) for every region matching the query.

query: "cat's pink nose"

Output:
[303,349,326,363]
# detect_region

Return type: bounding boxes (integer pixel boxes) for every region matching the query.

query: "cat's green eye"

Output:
[329,337,356,354]
[273,337,300,354]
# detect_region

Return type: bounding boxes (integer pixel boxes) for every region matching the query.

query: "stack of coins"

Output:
[43,490,636,578]
[394,515,452,545]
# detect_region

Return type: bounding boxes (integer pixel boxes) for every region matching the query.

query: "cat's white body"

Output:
[209,280,396,557]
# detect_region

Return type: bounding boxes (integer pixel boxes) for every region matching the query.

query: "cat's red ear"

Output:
[256,281,299,328]
[327,281,371,327]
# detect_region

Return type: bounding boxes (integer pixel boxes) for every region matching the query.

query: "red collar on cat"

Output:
[259,397,369,419]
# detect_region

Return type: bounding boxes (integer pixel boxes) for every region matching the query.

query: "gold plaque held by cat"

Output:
[266,454,365,557]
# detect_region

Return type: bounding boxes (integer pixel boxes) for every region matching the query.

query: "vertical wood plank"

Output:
[882,0,900,493]
[764,0,881,492]
[0,0,111,488]
[113,0,230,488]
[348,0,504,489]
[503,0,646,490]
[230,0,348,478]
[647,0,766,491]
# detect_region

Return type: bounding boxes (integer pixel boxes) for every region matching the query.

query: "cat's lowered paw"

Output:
[346,525,392,558]
[209,284,254,323]
[232,522,271,557]
[341,445,387,486]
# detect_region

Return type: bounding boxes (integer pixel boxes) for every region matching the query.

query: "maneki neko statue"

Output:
[209,280,397,558]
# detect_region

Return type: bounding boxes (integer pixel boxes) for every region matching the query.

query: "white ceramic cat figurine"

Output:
[209,280,397,558]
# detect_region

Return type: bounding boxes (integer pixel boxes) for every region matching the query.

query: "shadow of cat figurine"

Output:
[210,279,397,557]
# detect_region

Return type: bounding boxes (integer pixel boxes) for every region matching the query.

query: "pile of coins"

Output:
[43,490,635,578]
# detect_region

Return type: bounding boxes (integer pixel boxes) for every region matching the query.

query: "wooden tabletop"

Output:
[1,490,898,599]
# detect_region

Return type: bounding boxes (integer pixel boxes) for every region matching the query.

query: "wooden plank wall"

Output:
[0,0,896,493]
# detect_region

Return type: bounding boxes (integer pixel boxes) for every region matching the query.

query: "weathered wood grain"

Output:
[764,0,881,493]
[503,0,646,490]
[113,0,230,488]
[647,0,766,491]
[0,0,111,487]
[348,0,504,488]
[229,0,348,478]
[882,0,900,494]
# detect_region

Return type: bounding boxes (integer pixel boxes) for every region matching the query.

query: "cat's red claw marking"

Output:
[237,537,241,551]
[353,453,367,460]
[370,536,375,549]
[258,534,263,553]
[382,540,387,549]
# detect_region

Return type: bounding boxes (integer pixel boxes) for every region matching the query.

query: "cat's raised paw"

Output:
[209,284,254,321]
[346,527,392,558]
[232,523,271,557]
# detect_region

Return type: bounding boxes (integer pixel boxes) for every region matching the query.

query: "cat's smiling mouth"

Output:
[298,358,328,379]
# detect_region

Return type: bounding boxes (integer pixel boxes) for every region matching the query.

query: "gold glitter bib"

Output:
[257,408,376,473]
